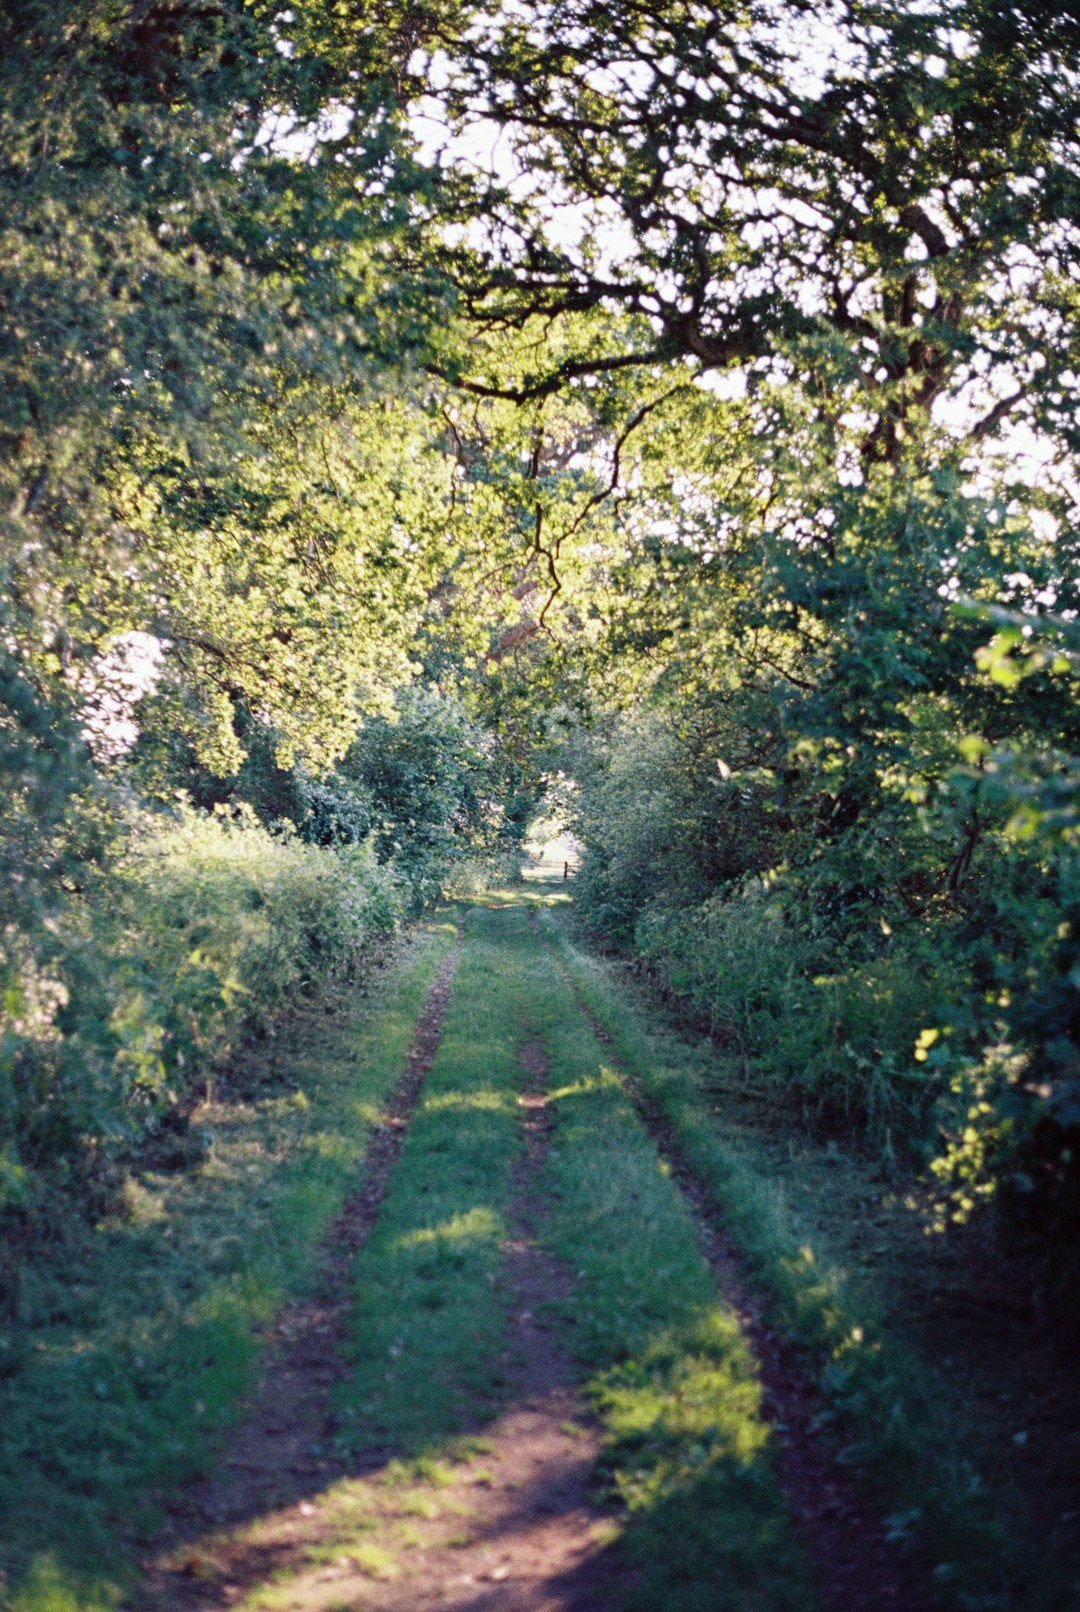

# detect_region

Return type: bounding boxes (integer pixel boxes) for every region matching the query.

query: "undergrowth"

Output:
[1,808,404,1303]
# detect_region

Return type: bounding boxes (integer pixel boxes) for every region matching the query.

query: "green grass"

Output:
[0,917,458,1612]
[182,892,818,1612]
[517,901,818,1612]
[12,881,1053,1612]
[538,902,1071,1612]
[337,901,536,1451]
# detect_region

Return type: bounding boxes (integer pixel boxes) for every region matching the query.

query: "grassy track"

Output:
[536,900,1070,1612]
[124,896,822,1612]
[0,918,458,1612]
[14,883,1034,1612]
[520,898,817,1612]
[336,902,534,1451]
[196,893,817,1612]
[148,899,553,1608]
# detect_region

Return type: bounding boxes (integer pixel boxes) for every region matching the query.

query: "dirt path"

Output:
[134,931,626,1612]
[136,935,463,1611]
[131,900,945,1612]
[537,918,937,1612]
[240,1041,622,1612]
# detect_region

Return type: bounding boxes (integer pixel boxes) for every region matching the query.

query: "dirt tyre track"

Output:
[136,935,463,1611]
[534,912,938,1612]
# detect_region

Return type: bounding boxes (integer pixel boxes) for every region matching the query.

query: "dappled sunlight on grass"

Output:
[348,1098,388,1127]
[18,1400,623,1610]
[596,1310,769,1504]
[295,1131,358,1165]
[580,1304,804,1612]
[419,1087,512,1115]
[7,1554,114,1612]
[390,1205,501,1254]
[546,1070,619,1103]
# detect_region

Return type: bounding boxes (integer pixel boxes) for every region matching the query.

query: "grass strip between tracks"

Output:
[336,901,532,1455]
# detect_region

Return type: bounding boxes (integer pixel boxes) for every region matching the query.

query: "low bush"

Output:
[637,884,947,1145]
[149,687,537,915]
[0,808,403,1275]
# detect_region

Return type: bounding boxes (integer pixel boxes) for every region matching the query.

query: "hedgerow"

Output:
[0,808,402,1284]
[566,703,1080,1298]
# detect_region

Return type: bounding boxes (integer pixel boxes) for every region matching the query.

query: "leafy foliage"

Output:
[2,0,1080,1312]
[135,686,537,909]
[0,0,459,773]
[0,809,401,1277]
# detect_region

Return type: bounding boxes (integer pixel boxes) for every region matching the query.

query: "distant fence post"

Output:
[563,861,569,880]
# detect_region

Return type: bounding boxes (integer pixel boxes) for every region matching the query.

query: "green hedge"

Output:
[0,809,403,1238]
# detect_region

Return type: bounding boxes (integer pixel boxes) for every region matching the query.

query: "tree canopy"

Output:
[2,0,1080,1280]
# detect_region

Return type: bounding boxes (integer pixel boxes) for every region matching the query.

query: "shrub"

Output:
[146,687,536,914]
[567,688,1080,1295]
[0,808,403,1257]
[636,883,943,1145]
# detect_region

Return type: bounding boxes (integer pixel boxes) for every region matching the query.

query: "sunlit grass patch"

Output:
[596,1311,768,1488]
[390,1205,502,1254]
[380,1455,457,1489]
[6,1555,113,1612]
[348,1540,398,1577]
[301,1535,397,1578]
[396,1490,443,1518]
[420,1088,512,1115]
